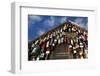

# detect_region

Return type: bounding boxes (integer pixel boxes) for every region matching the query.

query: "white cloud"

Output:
[37,30,45,36]
[85,23,88,30]
[60,17,67,23]
[43,16,55,27]
[28,39,32,42]
[74,18,86,28]
[29,15,42,24]
[74,18,83,24]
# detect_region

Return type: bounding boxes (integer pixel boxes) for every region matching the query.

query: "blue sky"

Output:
[28,15,88,42]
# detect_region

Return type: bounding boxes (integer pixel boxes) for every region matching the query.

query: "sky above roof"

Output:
[28,15,88,42]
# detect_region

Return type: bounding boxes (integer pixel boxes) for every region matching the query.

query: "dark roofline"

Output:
[29,21,88,44]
